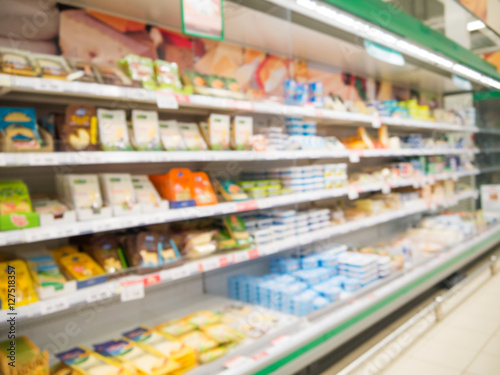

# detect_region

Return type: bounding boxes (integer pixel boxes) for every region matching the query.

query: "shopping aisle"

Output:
[379,271,500,375]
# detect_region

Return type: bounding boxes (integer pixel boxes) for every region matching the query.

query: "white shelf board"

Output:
[0,148,477,167]
[0,190,477,326]
[0,74,478,135]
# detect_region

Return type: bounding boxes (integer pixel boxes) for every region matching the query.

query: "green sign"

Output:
[181,0,224,40]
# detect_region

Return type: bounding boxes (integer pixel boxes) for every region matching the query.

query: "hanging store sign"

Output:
[181,0,224,40]
[363,40,405,66]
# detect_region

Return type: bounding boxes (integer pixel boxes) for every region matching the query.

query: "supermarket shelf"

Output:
[220,220,500,375]
[0,171,478,247]
[479,165,500,174]
[0,74,477,133]
[0,148,477,167]
[475,128,500,135]
[0,190,477,326]
[477,147,500,154]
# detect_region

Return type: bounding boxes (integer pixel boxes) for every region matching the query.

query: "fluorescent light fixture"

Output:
[467,20,485,32]
[289,0,500,89]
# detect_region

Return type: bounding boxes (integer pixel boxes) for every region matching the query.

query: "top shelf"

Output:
[0,75,478,133]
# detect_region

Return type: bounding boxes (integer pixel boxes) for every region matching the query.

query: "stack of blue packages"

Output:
[227,274,255,301]
[293,268,330,286]
[313,296,330,310]
[338,252,379,286]
[313,280,342,302]
[282,290,318,316]
[300,253,319,270]
[270,257,300,274]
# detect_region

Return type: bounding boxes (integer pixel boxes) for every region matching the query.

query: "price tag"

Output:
[248,249,259,259]
[236,201,258,212]
[233,251,250,263]
[24,228,47,243]
[86,287,113,303]
[270,335,291,346]
[251,351,269,361]
[28,153,58,166]
[201,258,219,272]
[348,190,359,200]
[0,74,11,87]
[224,356,253,369]
[167,267,190,281]
[382,185,391,194]
[219,256,230,268]
[349,153,360,163]
[156,92,179,109]
[372,116,382,128]
[120,279,145,302]
[0,154,5,167]
[143,274,161,287]
[37,79,64,92]
[40,298,70,315]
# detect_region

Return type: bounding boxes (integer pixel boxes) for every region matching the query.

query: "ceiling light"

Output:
[467,20,485,32]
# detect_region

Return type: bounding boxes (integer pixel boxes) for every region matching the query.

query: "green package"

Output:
[118,54,156,90]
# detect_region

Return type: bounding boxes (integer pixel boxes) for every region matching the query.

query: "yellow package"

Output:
[59,253,105,281]
[155,320,195,338]
[0,260,38,310]
[95,339,179,375]
[186,311,220,328]
[178,331,217,353]
[56,347,131,375]
[0,336,49,375]
[123,326,186,359]
[198,346,227,364]
[201,324,242,344]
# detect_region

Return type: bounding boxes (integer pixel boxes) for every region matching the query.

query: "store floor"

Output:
[322,269,500,375]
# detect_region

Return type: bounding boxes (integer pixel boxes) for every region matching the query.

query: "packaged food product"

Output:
[60,105,98,151]
[67,59,102,83]
[32,197,68,217]
[159,120,186,151]
[59,253,106,281]
[0,336,49,375]
[0,180,33,215]
[64,174,103,211]
[182,70,206,89]
[187,310,220,328]
[32,53,71,79]
[178,331,217,353]
[198,346,227,364]
[124,232,163,268]
[206,114,230,150]
[192,172,217,206]
[155,320,195,338]
[154,60,182,91]
[51,245,79,269]
[223,215,251,248]
[132,175,162,206]
[119,54,156,90]
[178,123,207,151]
[201,324,241,344]
[123,327,184,357]
[215,179,249,201]
[214,229,237,250]
[99,174,136,209]
[56,347,130,375]
[98,65,138,87]
[231,116,253,150]
[130,110,162,150]
[378,124,389,148]
[0,107,43,150]
[0,259,39,309]
[84,234,127,273]
[94,339,179,375]
[150,169,195,207]
[28,254,66,289]
[97,109,132,151]
[0,47,39,76]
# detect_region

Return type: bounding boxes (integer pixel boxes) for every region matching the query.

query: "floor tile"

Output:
[465,353,500,375]
[427,325,491,352]
[411,339,478,370]
[482,335,500,356]
[447,313,500,334]
[383,357,458,375]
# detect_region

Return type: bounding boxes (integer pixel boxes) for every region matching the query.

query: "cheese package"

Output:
[32,197,68,217]
[155,320,195,338]
[159,120,186,151]
[124,231,163,268]
[97,109,132,151]
[130,110,162,151]
[61,174,103,211]
[215,179,249,202]
[119,54,157,90]
[123,327,185,358]
[154,60,182,91]
[223,215,251,248]
[206,114,230,150]
[202,324,241,344]
[186,311,220,328]
[67,59,103,83]
[0,107,43,151]
[192,172,217,206]
[98,65,139,87]
[84,234,127,273]
[99,174,136,209]
[178,123,207,151]
[178,331,217,353]
[0,336,49,375]
[132,175,162,206]
[0,47,39,76]
[56,347,130,375]
[0,259,39,309]
[231,116,253,150]
[51,245,79,270]
[94,339,179,375]
[32,53,71,80]
[149,169,195,208]
[0,180,33,215]
[60,105,98,151]
[59,253,106,280]
[28,254,66,290]
[198,346,227,364]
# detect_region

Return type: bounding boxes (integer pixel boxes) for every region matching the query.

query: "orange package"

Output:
[192,172,217,206]
[149,169,196,209]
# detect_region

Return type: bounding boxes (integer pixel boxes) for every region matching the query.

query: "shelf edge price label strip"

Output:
[156,91,179,109]
[120,278,145,302]
[40,297,70,316]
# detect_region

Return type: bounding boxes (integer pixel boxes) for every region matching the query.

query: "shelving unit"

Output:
[1,0,496,374]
